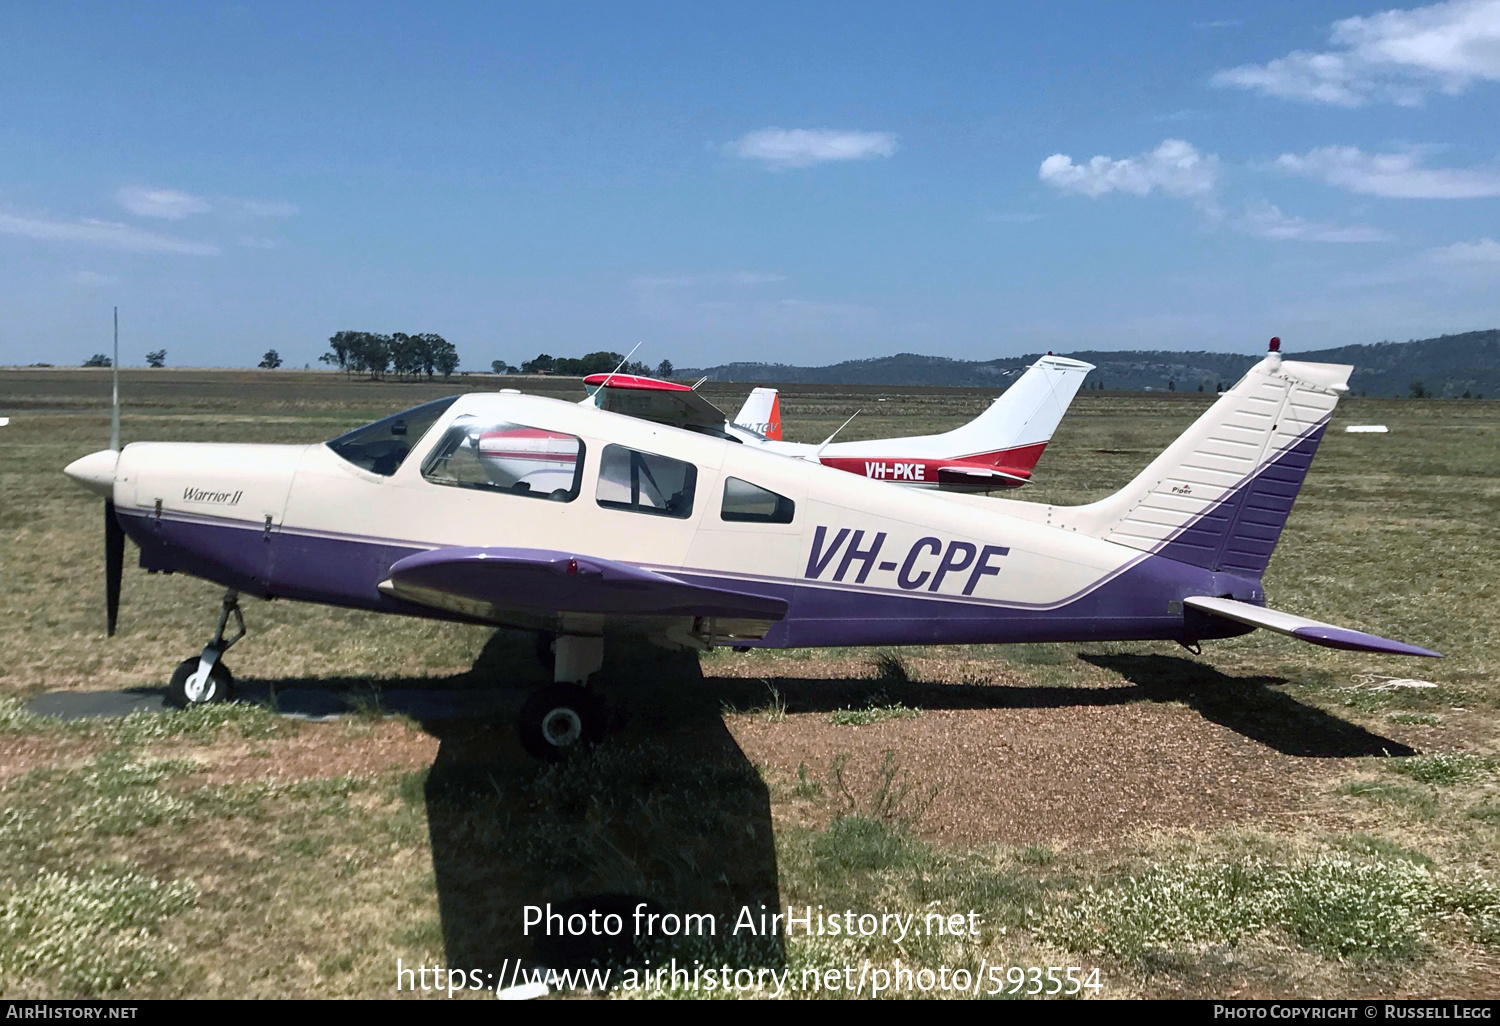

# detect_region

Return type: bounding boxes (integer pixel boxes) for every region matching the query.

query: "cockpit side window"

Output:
[721,477,795,524]
[595,444,697,519]
[326,397,459,476]
[421,416,585,502]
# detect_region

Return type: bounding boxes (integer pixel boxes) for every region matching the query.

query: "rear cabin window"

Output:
[421,416,585,502]
[721,477,795,524]
[326,396,458,476]
[595,444,697,519]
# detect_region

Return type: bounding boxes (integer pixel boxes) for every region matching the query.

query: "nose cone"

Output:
[64,449,119,497]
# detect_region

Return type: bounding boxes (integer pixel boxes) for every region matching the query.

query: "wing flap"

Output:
[1183,595,1441,658]
[381,546,787,623]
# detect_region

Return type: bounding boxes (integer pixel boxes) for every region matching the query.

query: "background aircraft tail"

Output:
[733,387,782,439]
[1056,344,1350,579]
[933,354,1093,470]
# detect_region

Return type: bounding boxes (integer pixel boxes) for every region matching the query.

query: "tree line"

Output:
[496,352,673,378]
[319,331,459,380]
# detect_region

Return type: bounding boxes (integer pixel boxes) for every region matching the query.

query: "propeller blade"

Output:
[105,499,123,637]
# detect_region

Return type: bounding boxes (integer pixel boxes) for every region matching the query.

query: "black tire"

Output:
[166,656,234,708]
[518,683,603,761]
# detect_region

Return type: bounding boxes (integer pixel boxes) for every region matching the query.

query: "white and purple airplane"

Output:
[64,339,1438,759]
[579,353,1095,490]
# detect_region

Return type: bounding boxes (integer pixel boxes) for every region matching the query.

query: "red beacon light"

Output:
[1269,337,1281,352]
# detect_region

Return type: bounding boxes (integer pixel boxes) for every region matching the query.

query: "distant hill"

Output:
[678,329,1500,398]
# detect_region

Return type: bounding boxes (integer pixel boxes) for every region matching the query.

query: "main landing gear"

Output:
[517,634,605,761]
[165,589,244,708]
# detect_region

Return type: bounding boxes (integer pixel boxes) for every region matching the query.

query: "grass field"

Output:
[1,367,1497,999]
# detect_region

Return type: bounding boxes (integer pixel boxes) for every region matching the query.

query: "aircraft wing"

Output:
[379,546,787,623]
[1183,596,1441,658]
[582,374,728,432]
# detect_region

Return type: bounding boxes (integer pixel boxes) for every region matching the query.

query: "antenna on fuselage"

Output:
[110,306,120,452]
[598,342,643,389]
[807,409,860,462]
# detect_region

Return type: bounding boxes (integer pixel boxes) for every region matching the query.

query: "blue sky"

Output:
[1,1,1497,369]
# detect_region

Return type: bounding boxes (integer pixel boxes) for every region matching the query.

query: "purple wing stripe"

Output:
[387,546,788,621]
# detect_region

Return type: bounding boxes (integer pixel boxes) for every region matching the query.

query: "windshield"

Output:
[326,396,459,476]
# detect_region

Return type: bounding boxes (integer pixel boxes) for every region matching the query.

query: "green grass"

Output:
[1388,753,1491,786]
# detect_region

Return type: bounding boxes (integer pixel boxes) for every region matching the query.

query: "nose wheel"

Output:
[165,589,244,708]
[518,683,604,761]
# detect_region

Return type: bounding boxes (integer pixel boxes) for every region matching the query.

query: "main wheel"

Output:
[166,656,234,708]
[518,684,603,761]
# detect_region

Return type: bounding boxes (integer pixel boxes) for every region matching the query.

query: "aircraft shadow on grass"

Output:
[422,632,784,977]
[128,636,1407,976]
[702,651,1415,760]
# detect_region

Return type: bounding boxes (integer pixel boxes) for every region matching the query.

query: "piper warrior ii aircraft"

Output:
[579,353,1095,490]
[64,339,1437,759]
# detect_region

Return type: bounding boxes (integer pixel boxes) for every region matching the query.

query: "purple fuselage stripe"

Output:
[120,509,1262,648]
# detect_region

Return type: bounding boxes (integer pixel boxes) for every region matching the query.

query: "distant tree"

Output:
[82,354,111,368]
[1168,380,1176,391]
[1197,382,1204,392]
[1216,381,1224,392]
[351,333,392,379]
[145,349,166,368]
[423,336,458,379]
[1464,389,1472,399]
[491,360,512,375]
[656,359,674,379]
[321,331,361,376]
[1409,380,1430,399]
[521,354,556,374]
[389,333,421,379]
[258,350,283,369]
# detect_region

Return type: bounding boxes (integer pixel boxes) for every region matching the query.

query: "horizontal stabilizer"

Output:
[381,546,787,623]
[1183,596,1441,658]
[935,464,1030,487]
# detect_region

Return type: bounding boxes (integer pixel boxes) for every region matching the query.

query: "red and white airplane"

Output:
[579,353,1094,490]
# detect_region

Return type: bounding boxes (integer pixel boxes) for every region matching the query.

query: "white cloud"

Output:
[1274,146,1500,198]
[725,128,898,169]
[115,186,212,219]
[226,198,299,218]
[0,211,218,255]
[1038,139,1218,198]
[1212,0,1500,106]
[1235,203,1393,242]
[1426,236,1500,261]
[71,270,119,287]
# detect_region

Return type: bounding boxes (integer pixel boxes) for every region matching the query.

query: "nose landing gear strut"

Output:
[165,589,244,708]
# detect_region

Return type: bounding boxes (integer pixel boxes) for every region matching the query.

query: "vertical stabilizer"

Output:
[1055,345,1350,578]
[734,387,783,439]
[936,354,1093,461]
